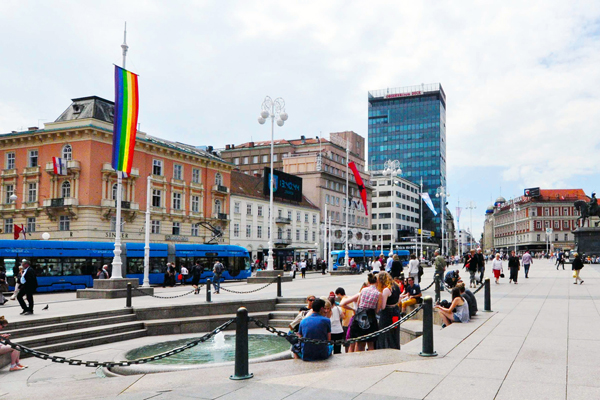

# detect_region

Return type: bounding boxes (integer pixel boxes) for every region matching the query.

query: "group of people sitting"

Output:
[287,269,443,361]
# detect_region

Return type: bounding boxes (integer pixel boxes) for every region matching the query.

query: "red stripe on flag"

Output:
[348,162,368,216]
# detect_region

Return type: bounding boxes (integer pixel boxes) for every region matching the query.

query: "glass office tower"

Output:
[368,83,446,237]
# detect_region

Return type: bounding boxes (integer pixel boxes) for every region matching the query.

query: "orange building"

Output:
[0,96,232,243]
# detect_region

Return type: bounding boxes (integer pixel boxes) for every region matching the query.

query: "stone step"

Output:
[276,297,307,304]
[5,314,138,339]
[247,276,293,284]
[269,311,298,319]
[19,321,146,348]
[268,319,292,328]
[29,329,148,357]
[3,308,133,331]
[275,303,306,312]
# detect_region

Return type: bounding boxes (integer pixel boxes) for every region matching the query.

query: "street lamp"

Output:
[384,160,401,256]
[435,186,450,256]
[510,202,521,254]
[258,96,288,270]
[9,194,17,203]
[465,202,477,251]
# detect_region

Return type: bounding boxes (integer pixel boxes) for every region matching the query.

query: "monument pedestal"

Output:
[76,278,154,299]
[574,228,600,255]
[330,267,356,276]
[247,269,292,284]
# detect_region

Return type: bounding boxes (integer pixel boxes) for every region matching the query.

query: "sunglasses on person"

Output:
[308,298,316,302]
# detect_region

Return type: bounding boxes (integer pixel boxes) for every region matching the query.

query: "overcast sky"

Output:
[1,1,599,239]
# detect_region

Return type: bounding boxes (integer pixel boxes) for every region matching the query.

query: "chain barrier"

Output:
[218,279,276,294]
[472,282,485,294]
[250,304,423,346]
[0,319,234,368]
[133,285,199,299]
[421,274,440,291]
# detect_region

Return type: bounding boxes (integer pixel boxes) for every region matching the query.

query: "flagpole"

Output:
[344,138,349,268]
[328,215,332,272]
[420,177,423,260]
[142,175,151,287]
[112,23,128,280]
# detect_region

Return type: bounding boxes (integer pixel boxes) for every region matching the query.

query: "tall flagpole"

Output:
[142,175,151,287]
[112,22,128,280]
[328,214,332,272]
[323,203,327,260]
[344,137,349,268]
[420,177,423,260]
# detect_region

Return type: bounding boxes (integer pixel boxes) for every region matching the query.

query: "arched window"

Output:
[215,199,222,214]
[112,183,124,200]
[215,173,223,186]
[62,144,72,161]
[61,181,71,198]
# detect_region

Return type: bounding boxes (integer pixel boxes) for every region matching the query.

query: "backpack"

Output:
[214,262,224,275]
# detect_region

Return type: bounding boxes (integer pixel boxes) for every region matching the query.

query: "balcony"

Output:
[273,238,292,246]
[101,163,139,177]
[275,217,291,224]
[45,160,81,175]
[0,203,16,212]
[212,212,229,220]
[22,166,41,176]
[1,169,17,178]
[212,184,229,194]
[43,197,79,207]
[100,199,140,210]
[190,181,204,191]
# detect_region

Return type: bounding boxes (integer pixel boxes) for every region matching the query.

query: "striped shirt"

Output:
[358,286,380,310]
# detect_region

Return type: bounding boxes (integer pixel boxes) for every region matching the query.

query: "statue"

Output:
[574,192,600,227]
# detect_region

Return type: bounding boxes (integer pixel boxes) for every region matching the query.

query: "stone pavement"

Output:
[1,259,599,399]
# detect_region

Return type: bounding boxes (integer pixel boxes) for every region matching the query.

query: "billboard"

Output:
[263,168,303,202]
[524,187,540,197]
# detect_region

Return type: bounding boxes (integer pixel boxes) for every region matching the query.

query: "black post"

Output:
[126,282,132,308]
[230,307,253,380]
[206,279,212,303]
[484,277,492,312]
[419,296,437,357]
[277,275,282,298]
[434,274,441,303]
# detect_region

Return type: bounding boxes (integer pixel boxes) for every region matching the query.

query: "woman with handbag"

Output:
[340,273,380,352]
[572,253,584,284]
[492,253,504,284]
[464,250,478,288]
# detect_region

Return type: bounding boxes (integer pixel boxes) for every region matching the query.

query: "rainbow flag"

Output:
[112,65,139,174]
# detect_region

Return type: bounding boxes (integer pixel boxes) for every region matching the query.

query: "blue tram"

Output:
[0,240,251,292]
[331,249,411,270]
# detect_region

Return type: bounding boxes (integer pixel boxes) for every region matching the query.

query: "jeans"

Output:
[524,264,530,277]
[469,270,477,286]
[479,267,485,283]
[213,276,221,292]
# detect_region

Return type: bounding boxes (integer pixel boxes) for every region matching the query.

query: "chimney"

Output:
[28,126,39,131]
[207,145,213,153]
[301,135,306,144]
[249,142,254,148]
[225,144,230,150]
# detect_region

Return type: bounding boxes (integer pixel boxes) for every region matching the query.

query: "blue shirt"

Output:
[298,314,331,361]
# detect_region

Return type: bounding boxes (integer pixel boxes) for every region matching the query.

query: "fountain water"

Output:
[213,331,226,349]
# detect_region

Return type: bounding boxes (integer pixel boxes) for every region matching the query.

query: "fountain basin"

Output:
[109,332,291,375]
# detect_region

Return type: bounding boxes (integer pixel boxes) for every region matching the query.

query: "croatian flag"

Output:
[52,157,67,175]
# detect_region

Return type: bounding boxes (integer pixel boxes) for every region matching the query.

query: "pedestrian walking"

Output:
[191,261,202,294]
[508,251,520,284]
[17,259,37,315]
[572,253,584,284]
[180,265,189,285]
[492,253,504,284]
[212,260,224,293]
[407,254,420,283]
[476,248,485,284]
[291,262,297,279]
[390,254,403,279]
[96,264,110,279]
[522,251,533,278]
[300,259,307,279]
[465,250,477,288]
[9,266,24,302]
[372,257,382,273]
[386,253,394,273]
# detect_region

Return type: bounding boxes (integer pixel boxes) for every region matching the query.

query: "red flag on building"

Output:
[348,161,368,216]
[14,224,24,240]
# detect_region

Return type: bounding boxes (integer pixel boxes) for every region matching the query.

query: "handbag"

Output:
[500,272,505,278]
[355,308,371,330]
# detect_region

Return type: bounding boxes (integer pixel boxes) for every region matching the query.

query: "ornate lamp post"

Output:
[258,97,288,270]
[436,186,450,256]
[466,202,477,251]
[384,160,401,256]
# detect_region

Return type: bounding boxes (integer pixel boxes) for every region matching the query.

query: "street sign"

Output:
[546,228,553,235]
[417,229,435,237]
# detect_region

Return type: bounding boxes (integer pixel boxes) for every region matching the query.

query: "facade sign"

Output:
[524,187,540,197]
[385,91,422,99]
[165,235,189,242]
[263,167,303,202]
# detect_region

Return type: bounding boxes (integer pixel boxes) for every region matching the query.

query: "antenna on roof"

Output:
[121,22,129,69]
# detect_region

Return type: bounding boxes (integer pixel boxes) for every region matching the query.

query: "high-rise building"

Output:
[368,83,447,237]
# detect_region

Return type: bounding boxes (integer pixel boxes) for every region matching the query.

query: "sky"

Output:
[1,0,600,239]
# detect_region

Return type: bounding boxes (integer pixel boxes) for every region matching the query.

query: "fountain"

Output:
[213,331,226,349]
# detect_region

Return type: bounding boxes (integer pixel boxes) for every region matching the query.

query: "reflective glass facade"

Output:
[368,83,446,236]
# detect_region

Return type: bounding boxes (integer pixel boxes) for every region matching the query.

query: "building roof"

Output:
[230,170,319,210]
[536,189,591,202]
[226,137,329,150]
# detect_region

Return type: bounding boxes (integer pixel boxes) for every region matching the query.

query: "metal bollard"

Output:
[434,274,441,303]
[419,296,437,357]
[126,282,132,308]
[277,275,282,298]
[206,279,212,303]
[230,307,253,380]
[484,277,492,312]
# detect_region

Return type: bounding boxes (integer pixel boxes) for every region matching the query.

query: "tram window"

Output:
[127,258,145,274]
[64,258,86,275]
[36,258,61,276]
[176,257,193,271]
[151,258,167,273]
[227,256,249,277]
[3,258,16,277]
[194,257,212,272]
